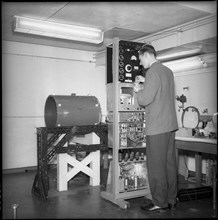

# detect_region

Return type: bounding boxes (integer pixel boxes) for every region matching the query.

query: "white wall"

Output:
[174,67,217,173]
[2,41,106,170]
[135,16,217,176]
[174,67,217,128]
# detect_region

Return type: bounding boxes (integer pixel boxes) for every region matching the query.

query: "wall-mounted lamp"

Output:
[13,16,104,44]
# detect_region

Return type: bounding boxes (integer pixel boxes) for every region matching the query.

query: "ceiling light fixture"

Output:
[13,16,104,44]
[156,47,202,61]
[162,56,207,73]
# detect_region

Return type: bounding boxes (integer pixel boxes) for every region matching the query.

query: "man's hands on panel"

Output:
[134,75,145,93]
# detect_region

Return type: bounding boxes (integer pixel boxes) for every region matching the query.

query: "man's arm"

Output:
[135,71,160,107]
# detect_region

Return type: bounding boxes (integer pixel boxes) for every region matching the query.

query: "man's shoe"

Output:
[168,203,177,211]
[140,203,152,211]
[141,204,168,213]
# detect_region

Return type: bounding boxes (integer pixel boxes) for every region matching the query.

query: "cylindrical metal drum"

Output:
[44,95,102,127]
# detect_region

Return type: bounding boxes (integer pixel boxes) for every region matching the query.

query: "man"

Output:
[134,44,178,213]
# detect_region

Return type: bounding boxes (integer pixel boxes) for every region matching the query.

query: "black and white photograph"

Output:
[1,1,217,219]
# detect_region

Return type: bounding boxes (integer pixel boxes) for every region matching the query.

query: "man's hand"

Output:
[135,75,145,83]
[134,82,143,93]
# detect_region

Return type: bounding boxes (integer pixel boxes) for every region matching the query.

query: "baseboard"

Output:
[3,166,37,174]
[3,164,58,175]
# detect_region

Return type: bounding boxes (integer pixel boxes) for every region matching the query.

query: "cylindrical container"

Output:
[119,176,125,192]
[134,174,138,190]
[44,95,102,127]
[124,177,128,190]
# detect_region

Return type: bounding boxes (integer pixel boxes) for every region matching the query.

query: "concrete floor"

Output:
[2,166,217,219]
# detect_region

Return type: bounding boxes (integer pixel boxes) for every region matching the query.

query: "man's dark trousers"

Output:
[146,131,178,208]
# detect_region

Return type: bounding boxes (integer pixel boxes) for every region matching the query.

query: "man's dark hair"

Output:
[138,44,156,57]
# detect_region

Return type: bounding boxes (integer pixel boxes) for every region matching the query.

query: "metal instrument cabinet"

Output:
[100,38,151,209]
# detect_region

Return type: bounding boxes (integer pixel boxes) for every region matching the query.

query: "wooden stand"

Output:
[57,150,100,191]
[32,124,108,200]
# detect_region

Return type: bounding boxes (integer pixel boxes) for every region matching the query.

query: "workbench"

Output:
[175,136,217,210]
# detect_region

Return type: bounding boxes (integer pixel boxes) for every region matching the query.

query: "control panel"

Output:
[108,112,146,148]
[107,40,147,83]
[107,83,145,112]
[107,110,147,193]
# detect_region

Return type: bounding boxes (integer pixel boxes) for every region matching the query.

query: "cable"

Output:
[45,2,70,20]
[183,153,189,180]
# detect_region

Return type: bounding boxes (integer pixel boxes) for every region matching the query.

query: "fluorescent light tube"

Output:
[162,56,206,73]
[13,16,104,44]
[200,53,216,65]
[157,47,202,61]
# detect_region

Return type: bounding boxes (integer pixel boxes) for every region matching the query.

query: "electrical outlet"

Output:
[183,86,189,91]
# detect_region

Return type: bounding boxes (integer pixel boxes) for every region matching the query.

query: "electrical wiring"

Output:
[127,131,145,143]
[183,153,190,181]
